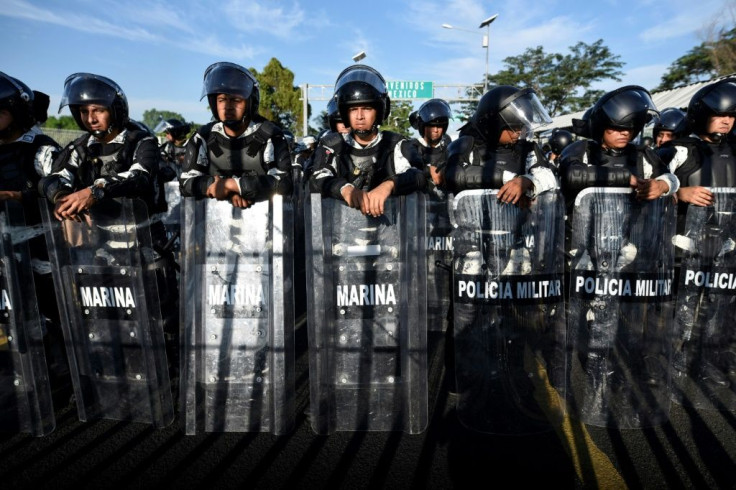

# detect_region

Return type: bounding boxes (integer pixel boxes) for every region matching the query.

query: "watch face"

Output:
[92,186,105,200]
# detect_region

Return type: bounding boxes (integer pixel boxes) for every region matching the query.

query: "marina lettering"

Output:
[426,236,453,251]
[1,289,11,310]
[684,270,736,290]
[80,286,135,308]
[337,283,397,306]
[208,284,266,306]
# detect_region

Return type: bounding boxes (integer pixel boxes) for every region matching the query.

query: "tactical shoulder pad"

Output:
[558,139,588,165]
[320,131,344,150]
[447,135,474,159]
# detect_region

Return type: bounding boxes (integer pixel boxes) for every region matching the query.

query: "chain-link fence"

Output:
[41,127,85,147]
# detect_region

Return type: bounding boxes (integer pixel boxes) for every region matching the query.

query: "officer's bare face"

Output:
[217,94,247,122]
[79,104,111,133]
[706,115,735,135]
[0,109,12,132]
[655,130,674,147]
[498,127,522,145]
[424,125,444,141]
[348,106,376,131]
[602,128,631,150]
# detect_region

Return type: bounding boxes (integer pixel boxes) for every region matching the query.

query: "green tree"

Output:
[43,115,79,130]
[250,58,309,137]
[141,109,187,133]
[378,100,413,138]
[654,26,736,91]
[487,40,624,117]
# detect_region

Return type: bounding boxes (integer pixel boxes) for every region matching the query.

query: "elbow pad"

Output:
[392,168,426,195]
[450,165,504,192]
[38,176,68,203]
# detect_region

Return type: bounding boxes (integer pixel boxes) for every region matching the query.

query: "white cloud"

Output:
[222,0,306,39]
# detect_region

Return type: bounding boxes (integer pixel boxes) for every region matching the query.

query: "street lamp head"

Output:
[479,14,499,28]
[441,23,453,29]
[352,51,366,62]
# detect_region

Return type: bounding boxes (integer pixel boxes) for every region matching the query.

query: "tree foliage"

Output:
[487,40,624,117]
[141,109,187,133]
[654,26,736,91]
[43,115,79,130]
[378,100,414,138]
[250,58,309,137]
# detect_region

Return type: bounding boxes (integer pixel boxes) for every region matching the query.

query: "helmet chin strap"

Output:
[223,116,249,131]
[707,132,725,144]
[353,126,377,138]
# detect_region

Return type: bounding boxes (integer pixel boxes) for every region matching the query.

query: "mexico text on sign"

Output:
[386,81,433,99]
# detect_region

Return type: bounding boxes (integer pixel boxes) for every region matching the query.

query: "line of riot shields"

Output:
[2,184,735,437]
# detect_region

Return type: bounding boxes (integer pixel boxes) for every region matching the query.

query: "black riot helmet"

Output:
[588,85,658,143]
[687,78,736,140]
[651,107,688,139]
[60,73,129,137]
[201,62,260,127]
[470,85,552,144]
[0,71,36,134]
[334,64,390,134]
[326,96,344,131]
[154,118,191,141]
[416,98,452,143]
[549,129,574,154]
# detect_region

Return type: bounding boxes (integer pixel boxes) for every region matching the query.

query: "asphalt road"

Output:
[1,317,735,490]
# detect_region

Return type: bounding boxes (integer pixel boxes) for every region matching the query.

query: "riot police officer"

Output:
[38,73,178,397]
[155,118,191,179]
[659,78,736,205]
[651,107,688,148]
[39,73,166,223]
[309,64,426,216]
[326,96,349,135]
[443,85,557,203]
[559,86,678,209]
[0,72,58,215]
[546,128,574,166]
[559,86,680,423]
[658,78,736,388]
[0,72,66,399]
[180,62,292,208]
[408,98,453,197]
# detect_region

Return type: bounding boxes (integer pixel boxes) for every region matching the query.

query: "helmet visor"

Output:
[417,99,452,126]
[498,89,552,140]
[153,119,173,134]
[200,62,258,100]
[59,73,123,112]
[0,72,31,105]
[334,65,386,95]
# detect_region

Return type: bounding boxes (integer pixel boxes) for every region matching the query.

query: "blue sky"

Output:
[2,0,733,135]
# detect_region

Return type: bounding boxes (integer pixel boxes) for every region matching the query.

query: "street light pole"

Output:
[443,14,499,95]
[479,14,499,94]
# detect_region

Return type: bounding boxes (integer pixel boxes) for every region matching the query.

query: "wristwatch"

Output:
[89,185,105,201]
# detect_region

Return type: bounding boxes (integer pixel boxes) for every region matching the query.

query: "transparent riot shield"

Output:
[0,201,55,436]
[426,194,453,332]
[451,189,567,434]
[41,198,174,427]
[181,195,295,435]
[672,188,736,410]
[159,181,182,267]
[567,188,676,428]
[305,193,428,434]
